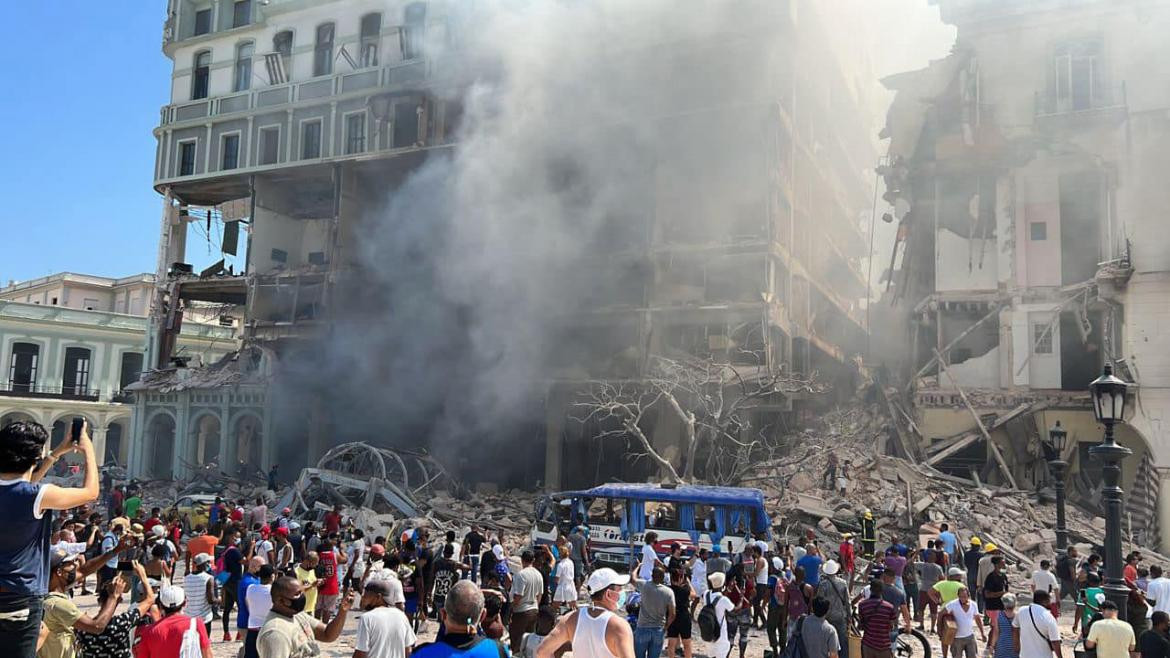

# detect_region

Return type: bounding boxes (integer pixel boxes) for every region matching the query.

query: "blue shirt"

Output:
[101,533,119,569]
[796,554,824,587]
[238,573,259,629]
[938,532,958,556]
[0,480,52,600]
[414,634,511,658]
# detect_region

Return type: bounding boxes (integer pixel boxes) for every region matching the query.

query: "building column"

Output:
[544,386,564,492]
[1157,468,1170,554]
[90,426,107,466]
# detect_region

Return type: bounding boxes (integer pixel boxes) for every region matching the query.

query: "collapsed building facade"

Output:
[881,0,1170,550]
[131,0,878,491]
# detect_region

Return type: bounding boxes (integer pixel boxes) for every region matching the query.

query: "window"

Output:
[401,3,426,60]
[314,23,335,76]
[301,120,322,159]
[9,343,39,392]
[259,127,280,165]
[360,13,382,67]
[222,134,240,170]
[1054,41,1102,112]
[119,353,144,391]
[234,41,254,92]
[1033,323,1053,355]
[232,0,251,28]
[393,101,419,147]
[178,141,197,176]
[273,30,293,78]
[63,347,92,395]
[345,113,366,154]
[270,248,288,263]
[82,298,99,311]
[1030,222,1047,241]
[192,50,211,100]
[193,8,212,36]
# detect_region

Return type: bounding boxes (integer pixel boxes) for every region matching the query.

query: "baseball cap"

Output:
[159,585,186,608]
[151,525,166,538]
[49,548,79,570]
[771,557,783,571]
[275,527,289,537]
[282,507,291,515]
[365,579,394,597]
[948,567,965,577]
[194,553,214,566]
[370,544,386,557]
[586,568,630,595]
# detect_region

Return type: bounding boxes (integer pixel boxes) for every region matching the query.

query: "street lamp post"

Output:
[1047,420,1069,551]
[1088,364,1132,618]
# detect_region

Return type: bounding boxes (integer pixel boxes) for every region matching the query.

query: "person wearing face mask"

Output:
[39,548,123,658]
[536,568,637,658]
[257,576,353,658]
[354,579,416,658]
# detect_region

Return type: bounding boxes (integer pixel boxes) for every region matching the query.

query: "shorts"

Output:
[404,596,419,615]
[667,615,693,640]
[316,594,339,614]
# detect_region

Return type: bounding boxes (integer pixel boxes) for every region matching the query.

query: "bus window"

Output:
[589,498,623,524]
[646,502,679,530]
[696,505,716,532]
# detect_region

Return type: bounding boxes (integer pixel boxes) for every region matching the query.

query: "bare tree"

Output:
[573,355,826,485]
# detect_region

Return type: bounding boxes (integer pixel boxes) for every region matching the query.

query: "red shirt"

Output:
[318,549,340,595]
[137,613,210,656]
[324,511,342,534]
[230,507,245,522]
[840,542,856,571]
[143,517,163,534]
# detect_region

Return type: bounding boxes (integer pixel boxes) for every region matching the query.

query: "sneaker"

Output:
[222,632,232,642]
[235,632,243,642]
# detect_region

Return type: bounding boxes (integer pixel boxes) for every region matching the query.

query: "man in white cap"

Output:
[816,559,851,658]
[183,552,217,636]
[536,568,635,658]
[701,572,735,658]
[137,584,213,658]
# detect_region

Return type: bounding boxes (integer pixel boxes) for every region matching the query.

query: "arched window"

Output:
[234,41,254,92]
[401,3,426,60]
[272,30,293,83]
[313,23,335,77]
[360,13,382,67]
[192,50,211,100]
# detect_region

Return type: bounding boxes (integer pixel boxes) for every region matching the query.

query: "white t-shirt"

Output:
[709,592,735,646]
[245,582,273,629]
[256,540,274,559]
[447,541,462,561]
[1147,577,1170,614]
[355,606,417,658]
[945,599,979,638]
[639,545,657,580]
[1011,604,1061,658]
[1031,569,1059,595]
[691,560,708,592]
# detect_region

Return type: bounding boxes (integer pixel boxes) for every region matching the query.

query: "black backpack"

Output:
[781,617,808,658]
[698,593,723,642]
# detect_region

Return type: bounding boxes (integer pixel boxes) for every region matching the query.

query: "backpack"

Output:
[698,592,724,642]
[1056,554,1072,580]
[178,616,202,658]
[780,616,808,658]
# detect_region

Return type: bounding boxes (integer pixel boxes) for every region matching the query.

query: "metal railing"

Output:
[0,381,101,401]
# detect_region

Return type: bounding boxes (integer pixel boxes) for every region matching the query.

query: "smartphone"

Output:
[70,417,85,445]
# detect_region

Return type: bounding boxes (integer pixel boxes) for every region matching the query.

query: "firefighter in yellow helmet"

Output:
[859,509,876,558]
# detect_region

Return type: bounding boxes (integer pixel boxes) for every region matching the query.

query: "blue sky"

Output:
[0,3,170,285]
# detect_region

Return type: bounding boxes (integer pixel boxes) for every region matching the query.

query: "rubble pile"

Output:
[746,404,1157,573]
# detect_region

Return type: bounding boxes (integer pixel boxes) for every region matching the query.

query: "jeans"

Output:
[634,627,666,658]
[766,604,787,652]
[0,594,44,658]
[244,629,260,658]
[829,618,849,658]
[469,556,480,582]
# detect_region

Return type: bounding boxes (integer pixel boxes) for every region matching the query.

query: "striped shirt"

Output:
[858,597,897,649]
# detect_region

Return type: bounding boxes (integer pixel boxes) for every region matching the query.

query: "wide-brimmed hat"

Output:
[823,560,841,575]
[708,572,727,589]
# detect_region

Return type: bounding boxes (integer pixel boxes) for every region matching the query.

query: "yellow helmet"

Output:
[984,543,998,552]
[970,537,982,546]
[864,511,873,519]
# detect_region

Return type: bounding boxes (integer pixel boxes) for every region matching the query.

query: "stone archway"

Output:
[0,411,37,427]
[146,414,176,479]
[232,413,264,478]
[189,414,221,466]
[105,421,127,466]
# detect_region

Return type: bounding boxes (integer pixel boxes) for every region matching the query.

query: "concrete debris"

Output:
[743,403,1160,574]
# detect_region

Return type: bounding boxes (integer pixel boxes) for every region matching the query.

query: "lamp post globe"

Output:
[1088,364,1132,617]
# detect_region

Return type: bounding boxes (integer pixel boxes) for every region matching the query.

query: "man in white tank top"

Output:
[536,568,635,658]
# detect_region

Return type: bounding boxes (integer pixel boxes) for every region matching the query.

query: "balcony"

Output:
[1035,82,1127,127]
[0,382,100,402]
[159,59,430,128]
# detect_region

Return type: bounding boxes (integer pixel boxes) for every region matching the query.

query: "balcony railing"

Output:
[159,59,430,127]
[1035,82,1127,119]
[0,382,102,402]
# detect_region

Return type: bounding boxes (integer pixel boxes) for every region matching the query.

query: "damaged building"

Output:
[880,0,1170,550]
[132,0,878,490]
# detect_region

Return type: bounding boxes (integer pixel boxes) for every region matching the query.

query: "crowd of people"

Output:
[6,419,1170,658]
